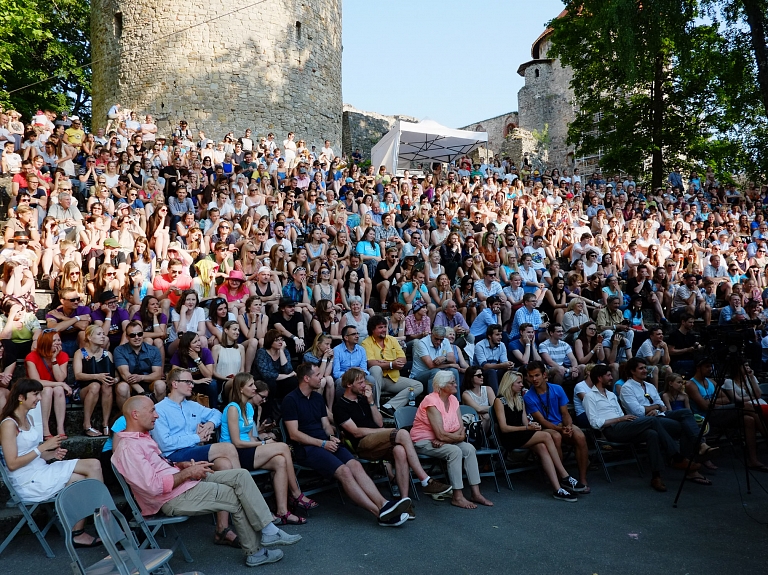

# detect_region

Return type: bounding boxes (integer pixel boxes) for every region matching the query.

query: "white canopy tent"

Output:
[370,120,488,174]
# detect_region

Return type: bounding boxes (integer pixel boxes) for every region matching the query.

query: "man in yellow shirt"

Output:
[361,315,423,418]
[64,116,85,150]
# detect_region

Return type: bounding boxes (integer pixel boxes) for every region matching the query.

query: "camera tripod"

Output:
[672,348,765,507]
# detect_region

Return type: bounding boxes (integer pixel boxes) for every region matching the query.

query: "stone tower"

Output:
[91,0,342,146]
[516,12,576,169]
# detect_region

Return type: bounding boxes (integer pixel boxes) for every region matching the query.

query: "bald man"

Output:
[112,395,301,568]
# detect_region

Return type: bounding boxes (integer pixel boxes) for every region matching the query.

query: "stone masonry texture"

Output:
[341,104,418,160]
[91,0,343,146]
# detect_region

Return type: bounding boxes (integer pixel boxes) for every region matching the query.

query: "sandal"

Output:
[748,464,768,473]
[288,493,319,512]
[72,529,103,548]
[273,512,307,526]
[686,475,712,486]
[84,427,103,437]
[214,526,241,548]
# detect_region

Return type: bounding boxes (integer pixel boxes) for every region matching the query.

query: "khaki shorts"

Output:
[356,428,399,461]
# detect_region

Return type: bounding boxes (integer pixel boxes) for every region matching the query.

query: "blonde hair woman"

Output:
[493,371,584,501]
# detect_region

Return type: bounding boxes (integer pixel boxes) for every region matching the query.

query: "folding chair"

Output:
[93,503,174,575]
[393,406,447,491]
[111,463,193,563]
[486,407,538,489]
[337,425,416,500]
[278,419,345,502]
[460,405,503,492]
[585,427,644,483]
[0,446,60,558]
[56,479,173,575]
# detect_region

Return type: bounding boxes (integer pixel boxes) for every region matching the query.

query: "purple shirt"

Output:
[131,312,169,330]
[91,307,130,348]
[46,305,92,341]
[169,347,214,380]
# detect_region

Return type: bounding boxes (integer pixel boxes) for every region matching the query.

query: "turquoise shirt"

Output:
[221,402,255,443]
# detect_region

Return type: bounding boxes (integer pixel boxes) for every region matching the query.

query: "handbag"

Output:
[461,413,482,447]
[190,393,210,408]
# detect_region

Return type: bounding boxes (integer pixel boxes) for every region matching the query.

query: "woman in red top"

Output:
[25,330,70,439]
[217,270,249,315]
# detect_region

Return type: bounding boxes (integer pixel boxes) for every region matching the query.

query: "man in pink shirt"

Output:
[152,258,194,316]
[112,395,301,568]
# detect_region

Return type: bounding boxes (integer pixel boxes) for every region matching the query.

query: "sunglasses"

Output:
[128,331,144,338]
[64,296,81,302]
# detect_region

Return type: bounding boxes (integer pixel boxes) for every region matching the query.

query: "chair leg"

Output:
[167,524,193,563]
[7,504,57,559]
[630,445,644,477]
[594,443,612,483]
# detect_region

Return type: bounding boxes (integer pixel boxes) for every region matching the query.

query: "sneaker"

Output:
[378,512,409,527]
[246,548,284,567]
[553,488,578,502]
[559,475,589,494]
[406,504,416,520]
[378,497,411,522]
[422,478,452,498]
[261,529,302,547]
[379,405,396,418]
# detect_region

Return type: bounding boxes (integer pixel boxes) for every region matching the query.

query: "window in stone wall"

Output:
[534,68,539,78]
[114,12,123,37]
[296,21,302,41]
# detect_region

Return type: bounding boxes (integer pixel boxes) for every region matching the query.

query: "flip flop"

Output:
[84,427,103,437]
[686,475,712,486]
[72,529,103,548]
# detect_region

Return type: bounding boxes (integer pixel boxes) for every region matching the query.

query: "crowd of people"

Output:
[2,107,768,565]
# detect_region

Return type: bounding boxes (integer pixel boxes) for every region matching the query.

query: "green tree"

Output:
[548,0,746,187]
[0,0,91,125]
[701,0,768,179]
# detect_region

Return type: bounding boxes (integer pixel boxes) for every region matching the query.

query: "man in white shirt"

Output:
[635,327,671,386]
[140,115,157,144]
[538,323,585,385]
[263,222,293,255]
[619,359,709,465]
[321,140,335,161]
[583,363,701,492]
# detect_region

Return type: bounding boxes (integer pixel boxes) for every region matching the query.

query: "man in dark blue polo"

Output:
[114,320,165,408]
[282,363,410,527]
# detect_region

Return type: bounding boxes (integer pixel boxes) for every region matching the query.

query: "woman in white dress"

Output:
[0,378,103,546]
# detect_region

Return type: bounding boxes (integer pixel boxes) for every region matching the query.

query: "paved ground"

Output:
[2,452,768,575]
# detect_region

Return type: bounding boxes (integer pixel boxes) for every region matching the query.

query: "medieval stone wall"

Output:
[341,104,418,159]
[91,0,342,147]
[516,36,575,169]
[460,112,519,157]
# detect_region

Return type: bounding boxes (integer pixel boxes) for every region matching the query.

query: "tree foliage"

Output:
[548,0,767,184]
[0,0,91,125]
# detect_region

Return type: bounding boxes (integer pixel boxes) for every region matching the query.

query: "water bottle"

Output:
[408,387,416,407]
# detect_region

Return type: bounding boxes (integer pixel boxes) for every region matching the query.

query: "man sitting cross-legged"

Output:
[283,362,412,527]
[151,367,246,549]
[112,394,301,569]
[333,367,452,516]
[583,363,703,493]
[522,361,591,494]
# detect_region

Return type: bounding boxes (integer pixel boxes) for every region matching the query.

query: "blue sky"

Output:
[341,0,566,128]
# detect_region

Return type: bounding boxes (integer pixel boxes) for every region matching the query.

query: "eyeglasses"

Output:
[257,392,269,399]
[128,331,144,338]
[42,328,57,334]
[176,379,194,384]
